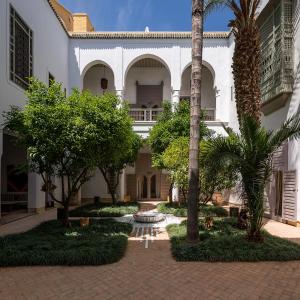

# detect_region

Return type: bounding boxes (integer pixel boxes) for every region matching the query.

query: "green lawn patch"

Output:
[167,217,300,262]
[70,202,139,217]
[0,219,132,266]
[157,202,228,218]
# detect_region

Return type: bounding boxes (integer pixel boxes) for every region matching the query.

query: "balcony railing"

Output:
[129,107,216,122]
[129,108,163,122]
[1,192,28,205]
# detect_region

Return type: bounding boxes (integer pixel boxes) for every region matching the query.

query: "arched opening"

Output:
[142,175,148,199]
[1,132,28,221]
[180,64,216,121]
[150,174,156,198]
[83,62,115,95]
[124,55,171,122]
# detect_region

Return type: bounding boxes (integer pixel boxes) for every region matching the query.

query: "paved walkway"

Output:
[1,208,300,299]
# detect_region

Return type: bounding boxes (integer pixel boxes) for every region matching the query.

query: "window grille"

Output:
[260,0,294,103]
[10,5,33,90]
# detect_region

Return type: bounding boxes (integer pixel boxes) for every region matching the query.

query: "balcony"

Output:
[129,107,216,122]
[129,108,163,122]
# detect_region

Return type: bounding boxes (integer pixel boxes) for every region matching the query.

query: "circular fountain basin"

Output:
[133,211,165,223]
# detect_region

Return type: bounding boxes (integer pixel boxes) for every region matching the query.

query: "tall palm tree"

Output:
[186,0,232,243]
[205,0,262,126]
[202,115,300,241]
[187,0,204,243]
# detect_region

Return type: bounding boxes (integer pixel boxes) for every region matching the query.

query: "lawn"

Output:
[157,202,228,217]
[0,219,132,266]
[167,217,300,262]
[70,202,139,217]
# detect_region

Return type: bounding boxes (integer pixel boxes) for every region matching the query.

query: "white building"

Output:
[0,0,299,227]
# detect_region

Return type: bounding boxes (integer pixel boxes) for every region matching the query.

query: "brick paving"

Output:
[1,207,300,299]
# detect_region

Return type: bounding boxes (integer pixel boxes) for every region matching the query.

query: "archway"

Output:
[180,63,216,120]
[124,55,171,121]
[82,61,115,95]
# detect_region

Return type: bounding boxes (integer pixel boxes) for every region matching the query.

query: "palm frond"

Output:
[204,0,228,18]
[268,114,300,151]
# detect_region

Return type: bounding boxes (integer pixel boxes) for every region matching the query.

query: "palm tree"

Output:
[202,115,300,241]
[205,0,262,126]
[187,0,204,243]
[186,0,233,243]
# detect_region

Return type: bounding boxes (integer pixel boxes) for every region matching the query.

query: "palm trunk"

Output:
[187,0,203,243]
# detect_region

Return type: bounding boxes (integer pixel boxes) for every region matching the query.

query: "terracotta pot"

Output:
[212,192,223,206]
[80,217,90,227]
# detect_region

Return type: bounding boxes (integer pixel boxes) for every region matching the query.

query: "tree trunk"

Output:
[230,1,262,126]
[62,202,70,227]
[187,0,203,243]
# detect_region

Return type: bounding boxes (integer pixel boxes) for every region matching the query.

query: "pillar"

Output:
[28,173,46,213]
[172,186,179,202]
[172,90,180,112]
[119,169,126,202]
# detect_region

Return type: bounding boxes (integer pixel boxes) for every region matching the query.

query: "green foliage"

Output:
[161,135,238,203]
[78,91,142,204]
[0,219,132,266]
[162,137,189,199]
[148,100,210,169]
[202,115,300,240]
[3,79,96,226]
[167,217,300,262]
[157,202,228,217]
[70,202,139,217]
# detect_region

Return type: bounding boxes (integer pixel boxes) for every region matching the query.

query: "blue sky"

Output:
[59,0,233,31]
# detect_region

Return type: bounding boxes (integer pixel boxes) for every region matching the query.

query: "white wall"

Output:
[261,0,300,221]
[0,0,69,212]
[69,36,234,125]
[0,0,69,126]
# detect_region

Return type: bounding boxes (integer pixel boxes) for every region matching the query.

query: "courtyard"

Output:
[1,206,300,300]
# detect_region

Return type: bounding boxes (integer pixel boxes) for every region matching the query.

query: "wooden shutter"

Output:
[283,171,297,221]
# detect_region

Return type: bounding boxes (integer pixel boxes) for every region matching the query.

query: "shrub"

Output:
[167,218,300,262]
[0,219,132,266]
[70,202,139,217]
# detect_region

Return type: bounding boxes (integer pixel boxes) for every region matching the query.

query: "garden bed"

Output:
[167,217,300,262]
[0,219,132,266]
[70,202,139,217]
[157,202,228,217]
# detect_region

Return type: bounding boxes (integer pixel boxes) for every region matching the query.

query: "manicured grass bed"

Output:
[70,202,139,217]
[157,202,228,217]
[0,219,132,266]
[167,217,300,262]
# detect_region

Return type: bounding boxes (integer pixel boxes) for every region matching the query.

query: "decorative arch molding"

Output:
[124,53,172,86]
[181,60,216,87]
[80,60,116,92]
[81,59,115,80]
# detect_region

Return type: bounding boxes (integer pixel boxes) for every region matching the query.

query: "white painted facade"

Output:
[0,0,299,225]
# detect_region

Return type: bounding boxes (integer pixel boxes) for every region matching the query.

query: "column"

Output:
[119,169,126,202]
[172,185,179,202]
[116,90,123,100]
[28,172,46,213]
[172,90,180,112]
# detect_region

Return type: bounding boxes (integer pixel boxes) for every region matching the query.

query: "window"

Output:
[10,5,33,90]
[259,0,293,104]
[48,73,54,86]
